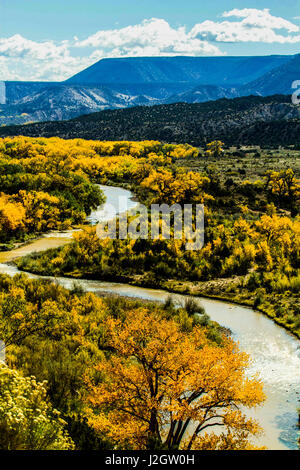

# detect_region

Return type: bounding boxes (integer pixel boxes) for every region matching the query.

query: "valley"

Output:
[1,0,300,455]
[0,185,299,450]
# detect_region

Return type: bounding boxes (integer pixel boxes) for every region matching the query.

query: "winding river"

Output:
[0,185,299,450]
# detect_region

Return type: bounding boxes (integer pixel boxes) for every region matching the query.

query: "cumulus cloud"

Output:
[222,9,299,32]
[0,34,92,81]
[74,18,222,56]
[0,19,223,81]
[0,34,69,60]
[191,8,300,43]
[0,11,300,81]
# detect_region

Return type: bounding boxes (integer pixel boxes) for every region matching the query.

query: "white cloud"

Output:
[0,20,223,81]
[74,18,222,57]
[0,11,299,81]
[0,34,70,60]
[222,9,299,32]
[0,34,92,81]
[191,8,300,44]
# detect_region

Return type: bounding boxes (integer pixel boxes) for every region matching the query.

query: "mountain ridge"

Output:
[1,94,299,148]
[65,55,293,85]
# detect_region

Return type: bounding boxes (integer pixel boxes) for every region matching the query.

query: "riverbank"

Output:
[12,252,300,341]
[1,182,300,450]
[68,274,300,342]
[164,281,300,341]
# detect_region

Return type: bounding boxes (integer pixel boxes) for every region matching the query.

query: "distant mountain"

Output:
[240,54,300,96]
[0,55,297,126]
[2,81,192,106]
[166,85,239,104]
[0,85,163,125]
[66,55,292,86]
[4,82,60,105]
[0,83,196,126]
[0,83,242,126]
[1,95,299,148]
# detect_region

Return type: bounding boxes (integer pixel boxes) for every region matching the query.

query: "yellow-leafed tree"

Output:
[0,194,25,232]
[205,140,224,158]
[85,309,265,450]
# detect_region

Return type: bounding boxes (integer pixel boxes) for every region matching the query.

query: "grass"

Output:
[176,147,300,181]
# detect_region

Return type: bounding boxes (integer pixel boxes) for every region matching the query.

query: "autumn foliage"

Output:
[9,136,298,335]
[0,136,299,449]
[85,309,265,450]
[0,273,265,450]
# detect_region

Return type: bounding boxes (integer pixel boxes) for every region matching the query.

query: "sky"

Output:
[1,0,300,81]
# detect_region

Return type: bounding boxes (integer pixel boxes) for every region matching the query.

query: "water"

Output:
[0,185,138,264]
[87,184,138,225]
[0,185,299,450]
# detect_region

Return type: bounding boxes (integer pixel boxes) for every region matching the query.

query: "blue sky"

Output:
[1,0,300,81]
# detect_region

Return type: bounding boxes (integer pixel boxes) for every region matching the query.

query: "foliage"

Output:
[264,169,300,216]
[205,140,224,158]
[0,137,105,242]
[9,136,298,336]
[0,274,224,450]
[0,363,74,450]
[0,136,299,448]
[85,308,265,450]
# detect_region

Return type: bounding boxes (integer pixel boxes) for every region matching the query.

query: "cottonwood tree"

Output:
[85,308,265,450]
[205,141,224,158]
[264,169,300,216]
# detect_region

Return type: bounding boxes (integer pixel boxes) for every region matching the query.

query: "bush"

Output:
[184,297,205,316]
[0,364,74,450]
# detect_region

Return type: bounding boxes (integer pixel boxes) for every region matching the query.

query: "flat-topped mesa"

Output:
[65,55,293,86]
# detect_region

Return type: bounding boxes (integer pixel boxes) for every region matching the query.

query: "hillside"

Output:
[0,83,241,126]
[0,82,208,126]
[166,85,239,104]
[241,54,300,96]
[1,94,299,147]
[0,85,163,125]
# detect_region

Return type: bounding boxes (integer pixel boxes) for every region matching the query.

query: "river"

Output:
[0,184,299,450]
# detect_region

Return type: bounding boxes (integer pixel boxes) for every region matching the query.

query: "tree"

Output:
[264,169,300,215]
[205,141,224,158]
[0,364,74,450]
[0,194,25,241]
[85,309,265,450]
[0,284,64,349]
